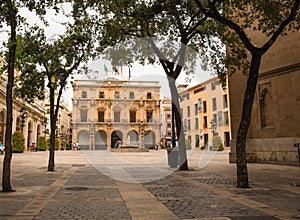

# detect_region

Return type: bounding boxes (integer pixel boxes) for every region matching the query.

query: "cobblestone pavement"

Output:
[0,149,299,220]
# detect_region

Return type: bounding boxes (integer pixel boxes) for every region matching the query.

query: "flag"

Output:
[128,66,131,79]
[104,64,108,75]
[113,66,120,75]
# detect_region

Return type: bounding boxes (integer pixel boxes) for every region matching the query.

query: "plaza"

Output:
[0,149,299,219]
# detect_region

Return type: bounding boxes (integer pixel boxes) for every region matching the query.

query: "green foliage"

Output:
[55,139,60,150]
[212,136,223,151]
[37,136,48,151]
[185,138,191,150]
[12,132,25,153]
[66,143,72,150]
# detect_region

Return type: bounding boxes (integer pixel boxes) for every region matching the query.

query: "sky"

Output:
[0,4,214,110]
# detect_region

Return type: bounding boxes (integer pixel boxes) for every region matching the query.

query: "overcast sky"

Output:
[0,5,213,110]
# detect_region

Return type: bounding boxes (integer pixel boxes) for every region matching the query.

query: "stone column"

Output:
[106,126,112,150]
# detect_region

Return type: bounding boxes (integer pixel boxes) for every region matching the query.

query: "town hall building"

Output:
[71,78,161,150]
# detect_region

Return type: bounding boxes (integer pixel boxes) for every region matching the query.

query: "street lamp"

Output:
[139,120,145,148]
[19,107,27,133]
[43,118,48,138]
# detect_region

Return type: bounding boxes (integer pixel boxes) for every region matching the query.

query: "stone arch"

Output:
[126,130,139,146]
[95,130,107,150]
[111,130,123,148]
[144,130,155,148]
[78,130,90,150]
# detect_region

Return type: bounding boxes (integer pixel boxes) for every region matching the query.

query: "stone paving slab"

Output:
[0,149,299,219]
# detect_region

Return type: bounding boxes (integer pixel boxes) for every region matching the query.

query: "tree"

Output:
[14,18,96,171]
[194,0,300,188]
[0,0,63,192]
[77,0,224,170]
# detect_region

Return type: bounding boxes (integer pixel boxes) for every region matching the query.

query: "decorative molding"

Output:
[259,63,300,79]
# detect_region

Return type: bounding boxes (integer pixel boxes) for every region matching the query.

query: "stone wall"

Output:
[229,138,300,166]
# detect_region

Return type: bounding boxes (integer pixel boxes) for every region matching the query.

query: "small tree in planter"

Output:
[212,136,223,151]
[37,136,48,151]
[185,138,192,150]
[12,132,25,153]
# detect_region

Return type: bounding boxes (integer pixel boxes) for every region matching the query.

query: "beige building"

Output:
[228,30,300,165]
[160,96,172,148]
[72,78,161,150]
[179,77,231,149]
[0,57,47,150]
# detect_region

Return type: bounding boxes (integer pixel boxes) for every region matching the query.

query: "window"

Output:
[195,118,199,130]
[82,91,87,98]
[212,98,217,111]
[167,123,171,128]
[115,91,120,99]
[80,110,87,122]
[195,135,200,147]
[224,111,229,125]
[130,111,136,123]
[146,111,153,122]
[223,94,228,108]
[147,92,152,99]
[188,119,191,130]
[114,111,120,122]
[211,82,216,90]
[98,111,104,122]
[180,108,183,117]
[187,106,190,117]
[99,92,104,98]
[198,98,202,112]
[203,116,208,128]
[213,114,217,126]
[194,104,198,115]
[166,114,171,119]
[203,101,207,113]
[130,92,134,99]
[260,88,273,128]
[218,111,223,126]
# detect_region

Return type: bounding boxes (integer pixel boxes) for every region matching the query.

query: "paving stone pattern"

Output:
[144,173,279,219]
[34,165,131,220]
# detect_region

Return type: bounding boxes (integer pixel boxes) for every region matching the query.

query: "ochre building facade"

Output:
[229,31,300,165]
[72,78,161,150]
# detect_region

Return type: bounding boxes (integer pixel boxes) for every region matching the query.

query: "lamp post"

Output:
[20,107,27,133]
[209,119,216,151]
[139,121,144,148]
[43,118,48,138]
[210,119,216,137]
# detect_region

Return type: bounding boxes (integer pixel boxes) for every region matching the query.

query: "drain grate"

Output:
[65,187,88,191]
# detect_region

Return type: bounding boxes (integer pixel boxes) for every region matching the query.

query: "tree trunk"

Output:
[168,77,188,170]
[48,87,55,171]
[236,55,261,188]
[2,0,17,192]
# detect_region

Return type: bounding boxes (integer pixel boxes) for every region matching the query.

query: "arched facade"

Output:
[72,79,162,150]
[78,130,90,150]
[144,130,156,148]
[95,130,107,150]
